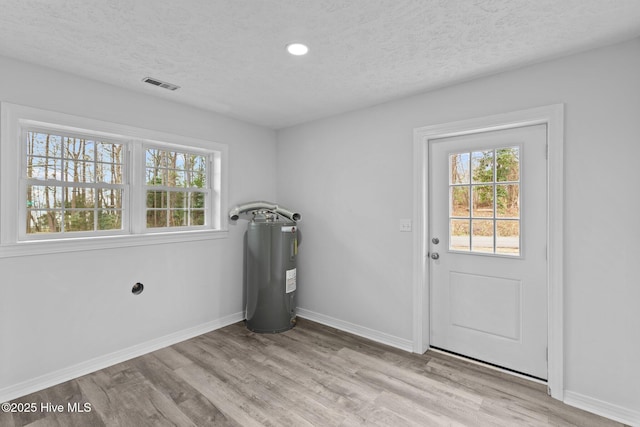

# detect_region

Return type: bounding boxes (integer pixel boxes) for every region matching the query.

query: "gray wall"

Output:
[0,56,277,398]
[277,38,640,419]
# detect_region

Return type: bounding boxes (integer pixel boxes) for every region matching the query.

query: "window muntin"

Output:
[449,146,521,256]
[145,148,209,229]
[1,103,227,255]
[24,130,125,237]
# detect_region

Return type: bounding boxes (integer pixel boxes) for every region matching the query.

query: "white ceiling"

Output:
[1,1,640,129]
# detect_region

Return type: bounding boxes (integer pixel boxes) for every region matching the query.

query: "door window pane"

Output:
[472,220,494,253]
[450,219,470,251]
[450,186,469,217]
[497,184,519,218]
[472,185,493,218]
[449,153,470,184]
[497,220,520,255]
[496,147,519,181]
[472,150,494,183]
[448,146,521,256]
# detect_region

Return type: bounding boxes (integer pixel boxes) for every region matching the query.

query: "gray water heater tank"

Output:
[245,218,298,333]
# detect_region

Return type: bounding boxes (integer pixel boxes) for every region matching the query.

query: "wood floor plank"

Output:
[188,337,352,426]
[371,390,472,427]
[176,394,241,427]
[173,362,273,427]
[40,380,102,427]
[5,319,627,427]
[131,352,240,426]
[0,411,16,427]
[150,345,195,371]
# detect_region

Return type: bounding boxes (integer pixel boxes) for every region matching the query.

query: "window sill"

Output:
[0,229,228,258]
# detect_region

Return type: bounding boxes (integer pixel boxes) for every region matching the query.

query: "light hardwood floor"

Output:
[2,319,625,426]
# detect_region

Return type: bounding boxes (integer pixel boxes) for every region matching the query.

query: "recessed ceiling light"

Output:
[286,43,309,56]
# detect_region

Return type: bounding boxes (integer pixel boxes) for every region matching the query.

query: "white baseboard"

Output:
[0,311,244,403]
[564,390,640,427]
[296,308,413,352]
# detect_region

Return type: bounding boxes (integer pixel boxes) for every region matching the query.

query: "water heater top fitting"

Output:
[228,201,301,223]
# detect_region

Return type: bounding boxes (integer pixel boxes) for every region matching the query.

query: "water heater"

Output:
[229,202,300,333]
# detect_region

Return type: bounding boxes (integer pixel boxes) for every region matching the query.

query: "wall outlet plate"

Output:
[399,219,412,232]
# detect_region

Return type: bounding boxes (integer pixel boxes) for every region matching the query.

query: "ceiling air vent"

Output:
[142,77,180,91]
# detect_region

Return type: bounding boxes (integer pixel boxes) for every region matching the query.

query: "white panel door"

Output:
[429,124,548,379]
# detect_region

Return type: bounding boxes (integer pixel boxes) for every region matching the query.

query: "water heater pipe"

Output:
[228,201,301,222]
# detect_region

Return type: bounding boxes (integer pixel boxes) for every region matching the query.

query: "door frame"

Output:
[412,104,564,400]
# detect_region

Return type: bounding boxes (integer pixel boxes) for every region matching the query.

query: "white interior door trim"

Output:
[412,104,564,400]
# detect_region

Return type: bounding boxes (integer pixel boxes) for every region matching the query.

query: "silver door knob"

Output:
[430,252,440,260]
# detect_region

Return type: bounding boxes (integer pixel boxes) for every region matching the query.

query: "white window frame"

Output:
[20,126,131,241]
[1,102,228,258]
[137,140,222,234]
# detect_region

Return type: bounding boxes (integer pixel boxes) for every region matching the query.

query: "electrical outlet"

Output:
[399,219,412,232]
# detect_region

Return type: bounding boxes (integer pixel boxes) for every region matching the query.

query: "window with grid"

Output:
[1,102,227,253]
[25,130,125,236]
[449,146,521,256]
[145,148,209,229]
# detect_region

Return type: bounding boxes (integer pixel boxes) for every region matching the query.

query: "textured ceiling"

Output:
[1,1,640,129]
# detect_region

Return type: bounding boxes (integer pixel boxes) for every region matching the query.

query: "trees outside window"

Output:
[449,146,520,255]
[1,102,227,253]
[25,131,124,235]
[145,148,208,229]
